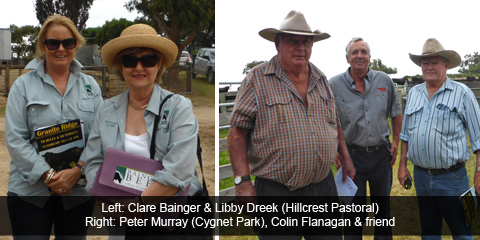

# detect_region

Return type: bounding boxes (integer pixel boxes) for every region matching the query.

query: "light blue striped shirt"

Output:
[400,77,480,169]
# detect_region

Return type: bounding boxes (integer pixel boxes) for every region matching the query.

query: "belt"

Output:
[347,144,385,153]
[416,162,465,176]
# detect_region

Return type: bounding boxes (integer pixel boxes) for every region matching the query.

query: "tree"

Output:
[93,18,134,47]
[459,52,480,74]
[243,61,266,74]
[125,0,215,87]
[35,0,95,32]
[10,24,40,59]
[369,59,397,75]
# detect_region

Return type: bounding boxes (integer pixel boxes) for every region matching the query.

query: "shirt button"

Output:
[31,108,35,111]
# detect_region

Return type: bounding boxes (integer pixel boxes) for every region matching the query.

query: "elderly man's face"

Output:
[421,56,449,83]
[346,40,370,72]
[276,34,313,70]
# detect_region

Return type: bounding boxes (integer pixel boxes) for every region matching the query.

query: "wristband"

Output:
[44,168,55,184]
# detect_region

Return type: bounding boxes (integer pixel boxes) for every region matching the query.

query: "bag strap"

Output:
[150,94,174,158]
[196,135,209,196]
[150,94,209,196]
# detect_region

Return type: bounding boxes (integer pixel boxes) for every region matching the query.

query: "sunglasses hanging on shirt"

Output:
[121,54,159,68]
[44,38,77,50]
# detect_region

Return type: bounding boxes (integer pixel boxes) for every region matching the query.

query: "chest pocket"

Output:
[404,106,423,130]
[27,101,50,127]
[433,103,460,135]
[265,91,291,124]
[76,100,95,135]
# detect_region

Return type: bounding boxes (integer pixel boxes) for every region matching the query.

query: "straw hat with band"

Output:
[409,38,461,69]
[259,10,330,42]
[101,24,178,70]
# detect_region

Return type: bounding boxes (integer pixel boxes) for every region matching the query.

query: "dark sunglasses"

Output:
[44,38,77,50]
[122,54,159,68]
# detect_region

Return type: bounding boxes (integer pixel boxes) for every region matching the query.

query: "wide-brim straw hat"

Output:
[101,24,178,70]
[409,38,461,69]
[259,10,330,42]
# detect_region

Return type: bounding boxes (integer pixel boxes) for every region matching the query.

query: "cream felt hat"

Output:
[409,38,461,69]
[101,24,178,70]
[259,10,330,42]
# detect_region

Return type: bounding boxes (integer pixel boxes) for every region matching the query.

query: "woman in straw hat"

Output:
[84,24,208,238]
[5,14,102,238]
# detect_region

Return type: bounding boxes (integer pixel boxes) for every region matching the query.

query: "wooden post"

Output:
[101,66,107,98]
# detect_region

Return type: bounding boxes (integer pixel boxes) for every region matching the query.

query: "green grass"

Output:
[219,129,229,139]
[192,76,215,103]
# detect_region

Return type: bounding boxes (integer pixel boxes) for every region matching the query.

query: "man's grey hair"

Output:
[345,37,371,57]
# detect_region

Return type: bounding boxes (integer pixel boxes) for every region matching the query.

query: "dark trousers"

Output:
[344,146,393,240]
[254,171,342,240]
[7,192,96,240]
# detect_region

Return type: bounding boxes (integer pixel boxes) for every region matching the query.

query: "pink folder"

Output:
[91,147,190,230]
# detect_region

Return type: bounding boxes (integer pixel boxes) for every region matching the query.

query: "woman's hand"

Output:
[47,167,82,195]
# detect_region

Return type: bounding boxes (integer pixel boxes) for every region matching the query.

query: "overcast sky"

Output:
[216,0,480,83]
[0,0,140,29]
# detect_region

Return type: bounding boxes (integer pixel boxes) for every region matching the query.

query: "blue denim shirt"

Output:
[6,58,103,208]
[83,84,201,196]
[400,77,480,169]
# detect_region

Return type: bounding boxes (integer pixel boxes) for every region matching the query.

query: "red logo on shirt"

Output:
[377,88,387,92]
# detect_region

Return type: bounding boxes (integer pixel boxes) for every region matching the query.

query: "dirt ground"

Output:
[0,95,215,240]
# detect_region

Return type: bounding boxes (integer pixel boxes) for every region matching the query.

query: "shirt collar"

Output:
[346,67,371,87]
[264,55,321,84]
[114,84,165,116]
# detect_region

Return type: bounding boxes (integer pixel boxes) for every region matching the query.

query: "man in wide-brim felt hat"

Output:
[398,38,480,239]
[228,10,355,239]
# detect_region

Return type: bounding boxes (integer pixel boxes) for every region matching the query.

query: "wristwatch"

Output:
[74,163,84,172]
[234,175,250,185]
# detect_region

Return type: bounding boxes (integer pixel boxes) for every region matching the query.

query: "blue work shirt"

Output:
[83,84,202,196]
[6,58,103,208]
[400,77,480,169]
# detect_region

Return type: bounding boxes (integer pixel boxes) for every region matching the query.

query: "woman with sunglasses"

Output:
[83,24,208,239]
[5,14,102,238]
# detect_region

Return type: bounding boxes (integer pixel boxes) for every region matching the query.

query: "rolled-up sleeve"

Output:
[463,90,480,152]
[5,82,50,185]
[151,96,198,194]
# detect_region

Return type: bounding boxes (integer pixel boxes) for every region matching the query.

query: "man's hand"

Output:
[334,153,342,170]
[475,170,480,194]
[234,181,257,215]
[342,156,356,183]
[397,164,412,189]
[390,141,399,167]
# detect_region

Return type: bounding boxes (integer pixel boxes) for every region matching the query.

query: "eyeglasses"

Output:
[44,38,77,50]
[121,54,159,68]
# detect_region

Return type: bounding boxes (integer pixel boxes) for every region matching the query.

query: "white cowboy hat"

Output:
[101,24,178,70]
[259,10,330,42]
[409,38,461,69]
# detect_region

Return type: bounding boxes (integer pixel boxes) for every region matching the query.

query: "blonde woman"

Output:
[6,14,102,238]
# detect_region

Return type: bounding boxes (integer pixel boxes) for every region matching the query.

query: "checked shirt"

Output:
[229,55,339,190]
